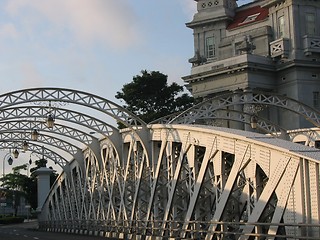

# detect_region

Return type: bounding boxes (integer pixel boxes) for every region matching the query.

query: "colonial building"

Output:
[183,0,320,129]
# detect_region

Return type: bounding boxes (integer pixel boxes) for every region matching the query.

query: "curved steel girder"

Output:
[0,131,80,157]
[41,124,320,239]
[0,105,146,169]
[0,89,149,169]
[0,120,97,169]
[196,108,286,135]
[0,120,95,147]
[164,90,320,127]
[0,87,146,128]
[0,106,117,136]
[0,141,67,167]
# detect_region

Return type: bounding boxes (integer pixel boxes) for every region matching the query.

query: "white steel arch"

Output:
[0,88,146,128]
[39,124,320,239]
[155,89,320,130]
[0,105,121,168]
[0,88,148,173]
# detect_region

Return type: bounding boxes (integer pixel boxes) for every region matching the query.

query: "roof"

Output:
[227,5,269,30]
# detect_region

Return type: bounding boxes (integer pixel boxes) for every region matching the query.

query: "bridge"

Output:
[1,88,320,239]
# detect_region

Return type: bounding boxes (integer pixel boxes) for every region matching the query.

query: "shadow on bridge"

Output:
[0,88,320,240]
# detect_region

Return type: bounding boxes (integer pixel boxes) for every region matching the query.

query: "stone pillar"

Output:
[232,89,244,130]
[34,167,53,212]
[243,87,254,132]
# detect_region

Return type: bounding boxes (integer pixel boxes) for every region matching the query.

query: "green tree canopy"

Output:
[0,156,58,212]
[0,164,35,215]
[116,70,194,123]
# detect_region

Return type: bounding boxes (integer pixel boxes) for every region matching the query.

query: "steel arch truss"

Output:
[0,88,146,128]
[0,106,117,136]
[0,120,94,146]
[156,89,320,132]
[0,88,148,171]
[40,124,320,239]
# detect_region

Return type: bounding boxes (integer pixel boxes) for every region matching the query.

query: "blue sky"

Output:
[0,0,252,103]
[0,0,252,174]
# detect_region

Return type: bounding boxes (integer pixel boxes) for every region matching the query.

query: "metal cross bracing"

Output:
[192,108,286,138]
[0,120,99,168]
[0,142,65,168]
[0,106,117,136]
[154,89,320,133]
[39,124,320,239]
[0,88,146,128]
[2,87,320,239]
[0,87,147,171]
[0,88,149,211]
[287,128,320,148]
[0,120,94,146]
[0,119,98,168]
[0,132,79,161]
[0,104,127,168]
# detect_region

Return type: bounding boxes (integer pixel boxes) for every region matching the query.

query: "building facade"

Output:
[184,0,320,129]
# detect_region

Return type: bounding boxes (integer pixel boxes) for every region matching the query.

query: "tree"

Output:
[30,157,58,200]
[116,70,195,123]
[0,157,58,214]
[0,164,34,216]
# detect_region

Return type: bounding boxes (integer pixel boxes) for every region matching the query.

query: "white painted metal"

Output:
[154,89,320,133]
[2,88,320,239]
[40,124,320,239]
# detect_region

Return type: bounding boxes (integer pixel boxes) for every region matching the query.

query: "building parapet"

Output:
[270,38,289,59]
[188,53,273,77]
[303,35,320,56]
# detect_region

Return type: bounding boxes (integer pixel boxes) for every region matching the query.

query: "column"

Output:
[34,167,53,212]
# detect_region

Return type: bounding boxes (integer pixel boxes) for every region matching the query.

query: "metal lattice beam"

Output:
[0,88,146,128]
[155,90,320,129]
[39,124,320,239]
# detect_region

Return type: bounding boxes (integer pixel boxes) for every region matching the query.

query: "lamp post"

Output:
[27,153,33,177]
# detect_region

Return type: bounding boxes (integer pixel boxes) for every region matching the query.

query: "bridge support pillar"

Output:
[34,167,53,212]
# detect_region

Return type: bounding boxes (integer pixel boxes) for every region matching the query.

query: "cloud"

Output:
[5,0,142,49]
[177,0,196,20]
[0,23,19,39]
[20,62,44,88]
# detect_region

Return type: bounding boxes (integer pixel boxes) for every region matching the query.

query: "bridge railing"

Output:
[39,219,320,239]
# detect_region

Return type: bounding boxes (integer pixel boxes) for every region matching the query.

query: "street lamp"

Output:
[2,152,14,177]
[22,140,29,152]
[12,148,19,159]
[27,153,33,177]
[31,129,39,141]
[250,115,258,129]
[7,156,13,165]
[47,114,55,128]
[47,101,55,128]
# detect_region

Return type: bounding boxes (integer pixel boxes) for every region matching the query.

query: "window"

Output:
[206,37,215,58]
[313,91,319,108]
[242,13,260,24]
[278,16,285,38]
[306,13,316,35]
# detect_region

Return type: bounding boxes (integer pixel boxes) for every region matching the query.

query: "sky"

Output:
[0,0,252,174]
[0,0,252,102]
